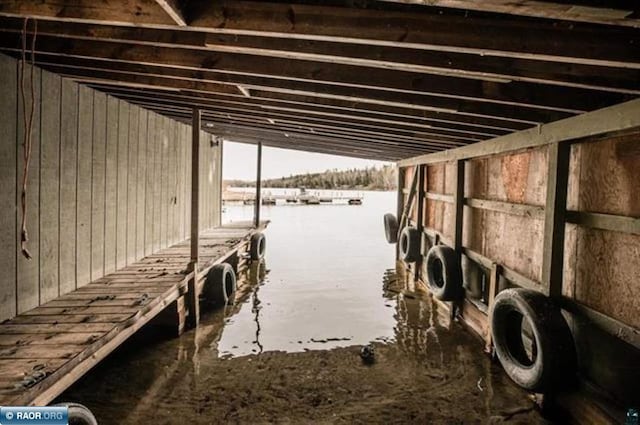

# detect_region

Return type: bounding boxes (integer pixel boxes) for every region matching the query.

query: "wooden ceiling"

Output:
[0,0,638,160]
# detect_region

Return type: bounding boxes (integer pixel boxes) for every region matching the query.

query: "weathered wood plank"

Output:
[76,85,93,289]
[90,91,107,281]
[16,64,41,314]
[104,95,119,274]
[8,313,136,325]
[136,107,148,260]
[38,71,62,304]
[116,101,129,269]
[0,344,86,360]
[59,78,79,296]
[144,111,155,256]
[0,53,17,321]
[126,104,139,265]
[152,113,162,253]
[0,332,105,347]
[0,323,115,334]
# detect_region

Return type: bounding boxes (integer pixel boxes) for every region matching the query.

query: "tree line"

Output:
[225,165,397,190]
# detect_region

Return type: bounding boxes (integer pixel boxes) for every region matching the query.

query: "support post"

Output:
[414,164,426,281]
[485,262,502,354]
[542,142,571,298]
[453,159,465,255]
[187,108,201,328]
[254,141,262,228]
[396,166,405,261]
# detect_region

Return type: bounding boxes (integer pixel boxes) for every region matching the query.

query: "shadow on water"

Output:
[58,261,548,424]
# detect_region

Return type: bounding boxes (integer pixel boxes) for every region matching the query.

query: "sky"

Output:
[222,141,391,181]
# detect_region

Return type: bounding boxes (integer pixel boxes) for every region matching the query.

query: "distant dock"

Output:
[224,188,364,205]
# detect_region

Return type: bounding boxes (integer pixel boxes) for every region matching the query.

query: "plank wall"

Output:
[0,53,222,322]
[401,133,640,406]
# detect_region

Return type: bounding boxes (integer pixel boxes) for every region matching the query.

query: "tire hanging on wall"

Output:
[425,245,463,301]
[53,403,97,425]
[490,288,576,392]
[383,213,399,244]
[399,226,421,263]
[203,263,237,307]
[250,232,266,260]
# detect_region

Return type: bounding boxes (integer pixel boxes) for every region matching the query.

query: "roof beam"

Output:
[0,1,637,67]
[0,32,630,118]
[376,0,640,28]
[0,17,636,94]
[154,0,186,26]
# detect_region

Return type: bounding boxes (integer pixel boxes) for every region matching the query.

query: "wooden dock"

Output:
[0,221,266,407]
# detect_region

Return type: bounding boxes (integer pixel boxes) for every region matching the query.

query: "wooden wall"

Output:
[0,53,221,322]
[399,132,640,407]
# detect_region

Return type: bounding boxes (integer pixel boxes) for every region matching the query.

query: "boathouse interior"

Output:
[0,0,638,423]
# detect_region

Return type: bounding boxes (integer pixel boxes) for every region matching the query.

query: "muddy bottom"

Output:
[58,265,548,424]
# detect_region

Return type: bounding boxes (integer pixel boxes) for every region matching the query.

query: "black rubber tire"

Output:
[53,403,97,425]
[383,213,399,244]
[203,263,237,306]
[491,288,576,393]
[399,226,421,263]
[425,245,463,301]
[250,232,266,260]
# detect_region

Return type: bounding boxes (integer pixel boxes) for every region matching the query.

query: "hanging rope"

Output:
[19,17,37,260]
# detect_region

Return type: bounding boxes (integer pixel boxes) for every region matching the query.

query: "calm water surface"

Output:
[218,189,398,356]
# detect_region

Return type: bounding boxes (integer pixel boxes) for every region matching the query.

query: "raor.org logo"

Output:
[627,408,639,425]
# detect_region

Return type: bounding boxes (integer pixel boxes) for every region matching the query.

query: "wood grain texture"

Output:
[39,70,61,304]
[103,96,119,274]
[16,64,41,314]
[126,105,138,265]
[90,91,106,281]
[135,107,147,260]
[76,85,93,288]
[116,101,129,269]
[0,54,17,321]
[59,78,79,295]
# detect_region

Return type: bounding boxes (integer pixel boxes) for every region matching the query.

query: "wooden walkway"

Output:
[0,221,266,406]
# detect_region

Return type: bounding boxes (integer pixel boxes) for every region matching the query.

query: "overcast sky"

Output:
[223,141,391,181]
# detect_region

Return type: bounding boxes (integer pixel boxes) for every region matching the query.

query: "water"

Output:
[218,190,398,356]
[58,189,545,424]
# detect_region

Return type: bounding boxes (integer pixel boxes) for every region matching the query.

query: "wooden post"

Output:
[254,141,262,228]
[453,159,465,255]
[451,159,465,320]
[396,166,405,261]
[542,142,571,298]
[187,108,201,328]
[485,262,502,354]
[414,164,426,281]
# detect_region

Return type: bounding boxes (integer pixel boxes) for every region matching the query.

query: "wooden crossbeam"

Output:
[0,33,629,121]
[2,1,633,67]
[154,0,186,26]
[0,17,636,94]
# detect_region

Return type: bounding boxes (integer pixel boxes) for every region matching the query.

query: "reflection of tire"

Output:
[425,245,463,301]
[491,288,576,392]
[383,214,399,244]
[250,232,266,260]
[54,403,97,425]
[203,263,237,306]
[399,226,421,262]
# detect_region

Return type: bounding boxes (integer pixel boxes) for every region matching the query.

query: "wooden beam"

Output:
[377,0,640,28]
[154,0,186,26]
[566,211,640,235]
[0,34,628,120]
[254,142,262,228]
[0,17,637,94]
[24,56,566,125]
[187,108,201,328]
[541,141,571,298]
[465,197,545,219]
[0,1,637,69]
[399,98,640,166]
[414,164,426,280]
